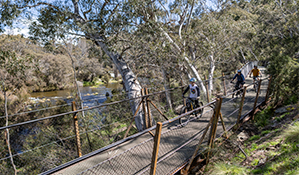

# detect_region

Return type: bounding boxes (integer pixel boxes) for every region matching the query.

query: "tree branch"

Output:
[185,0,195,32]
[17,2,60,10]
[82,0,95,19]
[103,4,119,27]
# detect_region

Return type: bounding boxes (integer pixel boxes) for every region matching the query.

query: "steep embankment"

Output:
[202,101,299,175]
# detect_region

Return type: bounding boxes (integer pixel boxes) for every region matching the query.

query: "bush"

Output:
[282,122,299,143]
[254,106,273,127]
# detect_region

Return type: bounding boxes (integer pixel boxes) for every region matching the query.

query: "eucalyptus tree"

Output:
[119,25,179,110]
[241,0,299,103]
[187,6,257,92]
[0,0,153,131]
[160,0,208,93]
[126,0,207,93]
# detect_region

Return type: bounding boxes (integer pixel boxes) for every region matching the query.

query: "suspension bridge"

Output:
[0,62,271,175]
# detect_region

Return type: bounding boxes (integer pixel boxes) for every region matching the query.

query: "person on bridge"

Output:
[249,65,263,83]
[231,70,245,88]
[183,78,200,107]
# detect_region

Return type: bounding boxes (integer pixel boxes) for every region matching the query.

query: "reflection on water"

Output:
[30,83,123,107]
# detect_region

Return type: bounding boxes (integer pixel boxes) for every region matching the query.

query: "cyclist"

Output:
[249,65,263,83]
[231,70,245,89]
[183,78,200,107]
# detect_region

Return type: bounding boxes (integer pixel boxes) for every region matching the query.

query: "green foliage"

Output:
[0,35,104,92]
[211,162,248,175]
[268,54,299,105]
[0,49,32,88]
[275,112,289,122]
[251,159,259,166]
[254,106,273,127]
[248,135,261,141]
[0,3,21,33]
[261,130,271,135]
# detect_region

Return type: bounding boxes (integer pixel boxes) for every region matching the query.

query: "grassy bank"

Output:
[204,101,299,175]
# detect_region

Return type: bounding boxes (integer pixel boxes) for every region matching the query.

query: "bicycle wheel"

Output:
[179,106,190,126]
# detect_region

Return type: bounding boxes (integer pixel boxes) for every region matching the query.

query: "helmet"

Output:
[190,78,197,82]
[237,70,241,73]
[254,65,257,68]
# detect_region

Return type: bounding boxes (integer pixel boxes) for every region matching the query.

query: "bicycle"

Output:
[179,97,204,126]
[231,81,244,98]
[251,76,261,92]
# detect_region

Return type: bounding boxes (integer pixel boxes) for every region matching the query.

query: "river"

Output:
[29,83,123,107]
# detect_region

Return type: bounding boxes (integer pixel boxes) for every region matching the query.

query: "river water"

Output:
[29,83,123,107]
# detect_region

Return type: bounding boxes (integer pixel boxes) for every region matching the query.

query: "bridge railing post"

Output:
[205,75,210,103]
[150,122,162,175]
[207,97,223,164]
[237,86,247,124]
[222,73,227,96]
[252,79,262,120]
[72,101,82,157]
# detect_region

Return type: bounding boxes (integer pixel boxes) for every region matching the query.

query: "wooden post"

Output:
[145,88,152,127]
[219,112,227,139]
[148,100,169,121]
[141,88,148,129]
[124,100,143,139]
[207,98,223,164]
[72,101,82,157]
[237,86,247,124]
[150,122,162,175]
[252,79,262,120]
[222,73,227,96]
[205,75,210,103]
[265,76,272,102]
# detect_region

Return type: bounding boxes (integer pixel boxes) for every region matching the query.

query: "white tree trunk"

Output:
[4,91,17,175]
[95,40,145,131]
[162,68,173,110]
[208,55,215,93]
[160,29,206,93]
